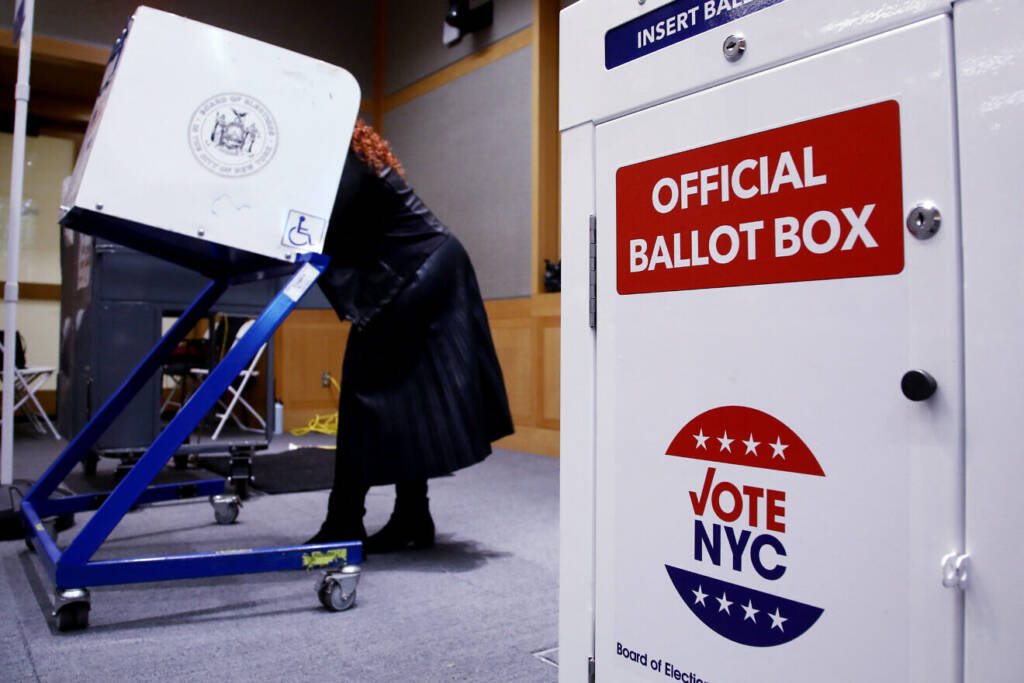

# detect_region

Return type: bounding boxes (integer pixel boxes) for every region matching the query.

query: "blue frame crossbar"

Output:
[20,253,361,591]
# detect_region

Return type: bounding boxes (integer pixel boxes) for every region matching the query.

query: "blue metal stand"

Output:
[20,253,361,626]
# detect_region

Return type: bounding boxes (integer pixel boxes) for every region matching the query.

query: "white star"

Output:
[742,433,760,456]
[741,600,759,622]
[770,437,788,459]
[716,592,733,614]
[692,585,708,607]
[693,429,709,450]
[769,607,787,631]
[717,431,734,452]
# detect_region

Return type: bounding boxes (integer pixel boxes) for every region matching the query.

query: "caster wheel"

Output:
[82,451,99,476]
[318,578,356,612]
[55,601,89,632]
[316,565,361,612]
[54,588,90,632]
[210,495,241,525]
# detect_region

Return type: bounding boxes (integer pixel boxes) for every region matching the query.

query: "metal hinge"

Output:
[941,552,969,590]
[589,215,597,329]
[588,656,596,683]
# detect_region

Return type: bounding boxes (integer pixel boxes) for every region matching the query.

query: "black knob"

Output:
[901,370,937,401]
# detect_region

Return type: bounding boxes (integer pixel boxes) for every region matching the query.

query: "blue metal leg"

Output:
[59,263,324,569]
[60,541,363,588]
[33,479,227,517]
[24,279,228,505]
[21,255,359,599]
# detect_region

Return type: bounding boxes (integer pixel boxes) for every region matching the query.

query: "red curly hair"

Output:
[350,118,406,178]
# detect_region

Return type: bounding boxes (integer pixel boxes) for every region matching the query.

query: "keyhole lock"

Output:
[901,369,937,401]
[723,34,746,62]
[906,203,941,239]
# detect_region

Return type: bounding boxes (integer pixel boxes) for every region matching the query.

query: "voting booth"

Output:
[560,1,1024,681]
[22,6,363,630]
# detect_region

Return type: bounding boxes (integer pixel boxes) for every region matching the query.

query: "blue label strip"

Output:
[605,0,787,70]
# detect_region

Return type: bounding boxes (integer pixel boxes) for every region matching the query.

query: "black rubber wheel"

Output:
[82,451,99,476]
[213,502,239,525]
[318,580,356,612]
[56,603,89,632]
[74,603,90,629]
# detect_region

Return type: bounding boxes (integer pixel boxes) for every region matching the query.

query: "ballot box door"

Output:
[592,16,963,683]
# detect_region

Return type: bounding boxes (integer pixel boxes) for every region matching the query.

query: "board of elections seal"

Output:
[188,93,278,177]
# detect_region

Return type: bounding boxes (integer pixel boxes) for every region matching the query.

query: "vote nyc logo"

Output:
[664,406,825,647]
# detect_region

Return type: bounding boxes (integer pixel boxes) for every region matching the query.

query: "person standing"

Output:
[306,120,514,553]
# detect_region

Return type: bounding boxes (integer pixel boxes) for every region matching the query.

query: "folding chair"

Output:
[190,319,266,440]
[0,335,61,439]
[160,329,214,415]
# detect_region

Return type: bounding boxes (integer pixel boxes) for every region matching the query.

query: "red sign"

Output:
[616,100,904,294]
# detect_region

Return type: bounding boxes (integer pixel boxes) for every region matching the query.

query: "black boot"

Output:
[365,479,435,553]
[304,518,366,546]
[305,458,368,545]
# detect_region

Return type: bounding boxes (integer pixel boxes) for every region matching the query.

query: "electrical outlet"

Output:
[321,371,331,387]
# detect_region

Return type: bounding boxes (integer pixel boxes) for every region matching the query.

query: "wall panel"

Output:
[382,46,533,300]
[272,296,560,457]
[273,309,349,431]
[486,294,559,456]
[384,0,532,95]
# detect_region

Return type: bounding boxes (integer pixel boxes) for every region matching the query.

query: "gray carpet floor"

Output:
[0,430,559,682]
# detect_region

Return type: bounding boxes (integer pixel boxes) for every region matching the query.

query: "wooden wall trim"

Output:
[485,292,559,318]
[0,29,108,66]
[381,26,532,114]
[13,388,55,415]
[373,0,387,129]
[485,292,560,457]
[0,281,60,301]
[496,425,558,458]
[531,0,561,295]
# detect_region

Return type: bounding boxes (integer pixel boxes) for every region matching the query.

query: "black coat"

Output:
[318,154,514,485]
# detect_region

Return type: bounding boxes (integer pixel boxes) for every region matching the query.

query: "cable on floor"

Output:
[289,375,340,437]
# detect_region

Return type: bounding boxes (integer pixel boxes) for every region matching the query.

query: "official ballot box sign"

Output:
[617,101,904,294]
[60,6,360,270]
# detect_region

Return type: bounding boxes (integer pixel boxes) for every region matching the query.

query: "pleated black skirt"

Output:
[336,234,514,485]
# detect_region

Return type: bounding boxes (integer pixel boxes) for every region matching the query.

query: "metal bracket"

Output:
[53,587,90,616]
[589,215,597,330]
[941,552,969,590]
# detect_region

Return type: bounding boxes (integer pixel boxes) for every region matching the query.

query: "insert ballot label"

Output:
[605,0,787,70]
[615,100,904,295]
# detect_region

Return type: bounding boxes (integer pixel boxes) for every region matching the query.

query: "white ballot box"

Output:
[559,1,1024,682]
[61,5,360,273]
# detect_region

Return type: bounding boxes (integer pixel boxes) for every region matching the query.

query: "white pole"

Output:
[1,0,34,486]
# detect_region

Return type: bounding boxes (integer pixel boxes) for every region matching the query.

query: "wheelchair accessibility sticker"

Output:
[282,210,326,251]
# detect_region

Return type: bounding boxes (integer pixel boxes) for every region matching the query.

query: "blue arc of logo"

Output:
[665,565,823,647]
